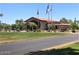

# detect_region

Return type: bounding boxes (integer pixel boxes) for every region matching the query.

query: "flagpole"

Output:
[51,5,52,22]
[36,9,40,30]
[37,9,39,18]
[48,10,50,22]
[46,4,50,31]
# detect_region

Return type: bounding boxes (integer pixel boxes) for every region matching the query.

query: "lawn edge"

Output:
[41,40,79,51]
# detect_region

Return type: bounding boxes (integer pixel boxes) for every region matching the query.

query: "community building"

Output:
[25,17,70,32]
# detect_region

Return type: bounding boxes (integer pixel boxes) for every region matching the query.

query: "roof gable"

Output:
[25,17,53,23]
[25,17,70,25]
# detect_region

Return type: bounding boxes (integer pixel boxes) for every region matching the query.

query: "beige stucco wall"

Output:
[40,22,47,30]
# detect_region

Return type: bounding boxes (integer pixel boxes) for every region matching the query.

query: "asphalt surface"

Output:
[0,34,79,55]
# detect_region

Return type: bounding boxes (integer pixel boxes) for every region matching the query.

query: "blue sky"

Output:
[0,3,79,24]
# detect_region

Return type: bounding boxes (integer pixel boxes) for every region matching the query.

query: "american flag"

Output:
[36,9,39,15]
[46,4,50,14]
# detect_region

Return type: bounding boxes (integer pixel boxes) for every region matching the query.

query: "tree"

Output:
[15,24,20,32]
[11,24,16,31]
[51,24,56,32]
[22,23,29,31]
[70,19,79,33]
[0,13,3,31]
[29,22,37,31]
[0,13,3,23]
[16,19,23,24]
[60,17,69,23]
[48,24,52,32]
[0,23,11,32]
[0,24,3,31]
[15,19,25,31]
[4,24,11,32]
[1,23,6,31]
[48,24,56,32]
[16,20,20,24]
[0,13,3,26]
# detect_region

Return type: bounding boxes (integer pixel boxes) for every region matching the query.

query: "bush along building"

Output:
[24,17,70,32]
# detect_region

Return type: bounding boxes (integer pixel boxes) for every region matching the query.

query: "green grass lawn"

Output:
[66,42,79,49]
[0,32,68,42]
[26,42,79,55]
[65,42,79,53]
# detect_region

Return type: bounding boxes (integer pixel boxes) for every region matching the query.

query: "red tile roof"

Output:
[25,17,70,25]
[35,17,53,23]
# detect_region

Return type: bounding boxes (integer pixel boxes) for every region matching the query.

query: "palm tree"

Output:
[22,23,28,31]
[0,24,3,31]
[4,24,11,32]
[15,19,24,31]
[16,19,23,24]
[16,20,20,24]
[60,17,69,23]
[29,22,37,31]
[11,24,16,32]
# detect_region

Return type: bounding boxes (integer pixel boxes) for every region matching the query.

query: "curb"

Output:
[0,40,17,44]
[41,40,79,51]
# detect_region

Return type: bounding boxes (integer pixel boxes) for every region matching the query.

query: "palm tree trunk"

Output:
[32,27,33,31]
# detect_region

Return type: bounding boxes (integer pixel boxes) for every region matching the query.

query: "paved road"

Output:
[0,34,79,55]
